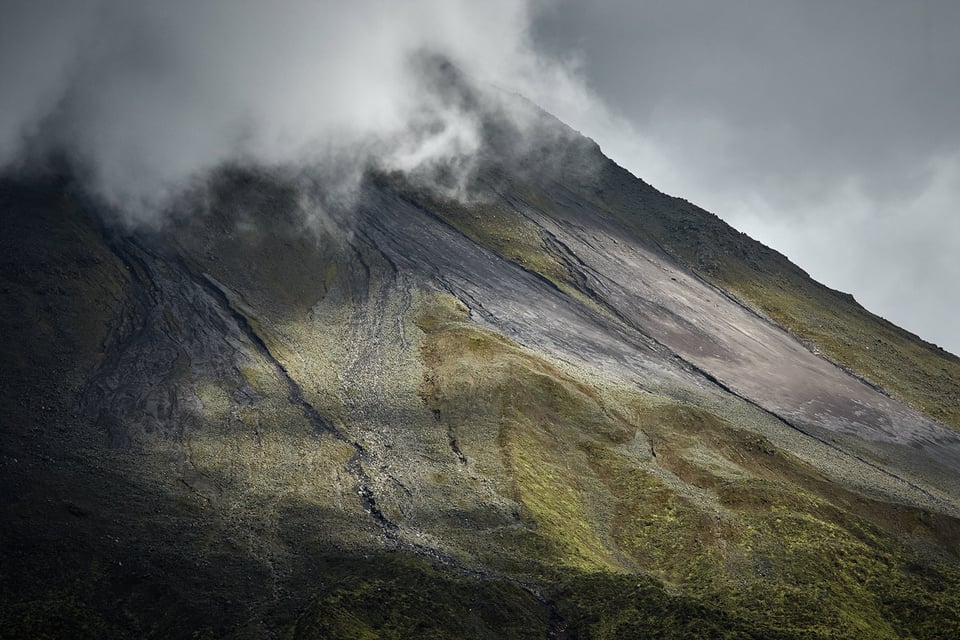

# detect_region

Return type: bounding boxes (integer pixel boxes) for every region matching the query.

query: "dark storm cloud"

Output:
[532,0,960,354]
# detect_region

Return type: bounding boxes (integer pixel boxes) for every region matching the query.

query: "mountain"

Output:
[3,87,960,639]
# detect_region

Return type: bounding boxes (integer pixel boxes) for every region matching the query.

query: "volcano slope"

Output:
[4,111,960,639]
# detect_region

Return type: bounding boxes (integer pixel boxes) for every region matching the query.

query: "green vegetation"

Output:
[415,292,960,638]
[417,293,626,571]
[426,197,570,289]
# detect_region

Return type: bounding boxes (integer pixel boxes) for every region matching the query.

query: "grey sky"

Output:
[1,1,957,354]
[531,0,960,355]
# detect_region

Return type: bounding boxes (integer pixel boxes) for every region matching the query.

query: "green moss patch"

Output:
[415,292,960,638]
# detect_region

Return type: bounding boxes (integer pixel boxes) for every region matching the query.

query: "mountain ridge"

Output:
[2,98,960,637]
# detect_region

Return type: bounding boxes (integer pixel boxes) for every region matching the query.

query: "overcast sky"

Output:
[1,1,957,355]
[531,0,960,356]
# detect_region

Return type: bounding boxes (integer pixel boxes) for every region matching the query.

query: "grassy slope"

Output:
[393,175,960,636]
[414,292,960,639]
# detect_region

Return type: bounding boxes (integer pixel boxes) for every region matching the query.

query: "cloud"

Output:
[8,0,952,354]
[0,0,606,224]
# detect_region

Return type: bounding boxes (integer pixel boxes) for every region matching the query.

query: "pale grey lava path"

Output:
[354,184,711,398]
[352,179,960,507]
[540,199,956,436]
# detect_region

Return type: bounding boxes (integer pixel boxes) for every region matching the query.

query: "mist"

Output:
[0,0,604,224]
[6,1,955,354]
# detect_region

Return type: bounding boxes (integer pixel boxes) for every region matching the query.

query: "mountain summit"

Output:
[3,88,960,638]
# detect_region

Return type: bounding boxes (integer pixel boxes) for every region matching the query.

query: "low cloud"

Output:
[0,0,607,224]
